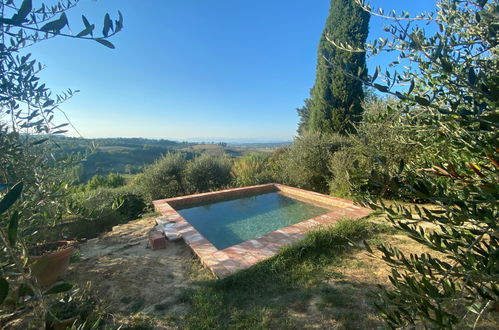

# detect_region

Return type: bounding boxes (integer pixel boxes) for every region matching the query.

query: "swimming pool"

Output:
[153,183,372,278]
[177,191,332,250]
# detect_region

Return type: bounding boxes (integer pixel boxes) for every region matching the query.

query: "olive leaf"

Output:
[0,182,23,216]
[40,13,68,32]
[96,38,115,49]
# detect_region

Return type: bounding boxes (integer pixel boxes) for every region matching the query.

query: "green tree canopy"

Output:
[352,0,498,327]
[305,0,370,135]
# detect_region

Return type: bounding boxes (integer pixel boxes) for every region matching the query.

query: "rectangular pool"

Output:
[153,184,372,278]
[177,191,332,249]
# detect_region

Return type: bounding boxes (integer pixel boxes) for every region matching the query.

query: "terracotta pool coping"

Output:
[153,183,372,278]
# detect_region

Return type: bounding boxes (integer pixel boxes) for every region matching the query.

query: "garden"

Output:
[1,0,497,329]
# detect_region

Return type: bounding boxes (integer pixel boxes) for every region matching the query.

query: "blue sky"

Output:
[31,0,437,141]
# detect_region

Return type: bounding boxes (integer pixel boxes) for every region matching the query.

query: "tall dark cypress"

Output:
[305,0,370,134]
[296,97,312,135]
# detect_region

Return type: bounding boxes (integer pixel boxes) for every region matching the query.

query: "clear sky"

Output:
[31,0,437,141]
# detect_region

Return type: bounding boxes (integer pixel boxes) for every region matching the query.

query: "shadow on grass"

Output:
[179,218,390,329]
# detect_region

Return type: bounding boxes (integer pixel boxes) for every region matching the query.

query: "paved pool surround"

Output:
[152,183,372,278]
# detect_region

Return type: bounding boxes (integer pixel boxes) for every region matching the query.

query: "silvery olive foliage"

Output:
[0,0,122,326]
[341,0,498,328]
[1,0,122,135]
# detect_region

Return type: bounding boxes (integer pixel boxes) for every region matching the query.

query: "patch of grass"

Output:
[339,259,370,269]
[366,235,387,247]
[369,221,399,235]
[163,313,178,323]
[140,211,159,219]
[361,219,400,247]
[319,285,356,308]
[176,288,195,304]
[120,313,154,330]
[179,218,384,329]
[69,249,83,262]
[186,254,215,281]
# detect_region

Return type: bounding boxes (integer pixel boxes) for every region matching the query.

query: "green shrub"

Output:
[36,209,129,241]
[276,132,350,193]
[85,175,108,190]
[107,173,127,188]
[133,152,232,200]
[329,98,415,198]
[85,173,126,190]
[137,153,188,201]
[115,192,147,220]
[73,186,147,221]
[328,150,354,198]
[67,210,127,240]
[265,146,289,184]
[232,153,272,187]
[185,153,232,193]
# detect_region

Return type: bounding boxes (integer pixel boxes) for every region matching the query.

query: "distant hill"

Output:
[48,136,193,182]
[181,138,291,143]
[46,136,288,183]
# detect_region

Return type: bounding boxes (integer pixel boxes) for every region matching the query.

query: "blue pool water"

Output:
[177,192,331,250]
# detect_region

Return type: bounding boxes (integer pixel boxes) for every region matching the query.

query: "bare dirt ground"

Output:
[67,217,212,328]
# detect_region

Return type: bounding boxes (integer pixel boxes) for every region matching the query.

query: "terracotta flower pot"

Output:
[29,240,75,288]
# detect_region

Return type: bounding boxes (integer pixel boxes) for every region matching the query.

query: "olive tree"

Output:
[0,0,122,326]
[232,153,272,187]
[138,153,188,201]
[185,153,232,193]
[337,0,498,327]
[278,132,350,193]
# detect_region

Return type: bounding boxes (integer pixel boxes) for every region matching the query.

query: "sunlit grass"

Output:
[178,218,392,329]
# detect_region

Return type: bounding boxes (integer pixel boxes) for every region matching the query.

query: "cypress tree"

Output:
[306,0,370,134]
[296,97,312,135]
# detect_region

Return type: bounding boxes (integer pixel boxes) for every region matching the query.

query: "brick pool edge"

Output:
[152,183,372,279]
